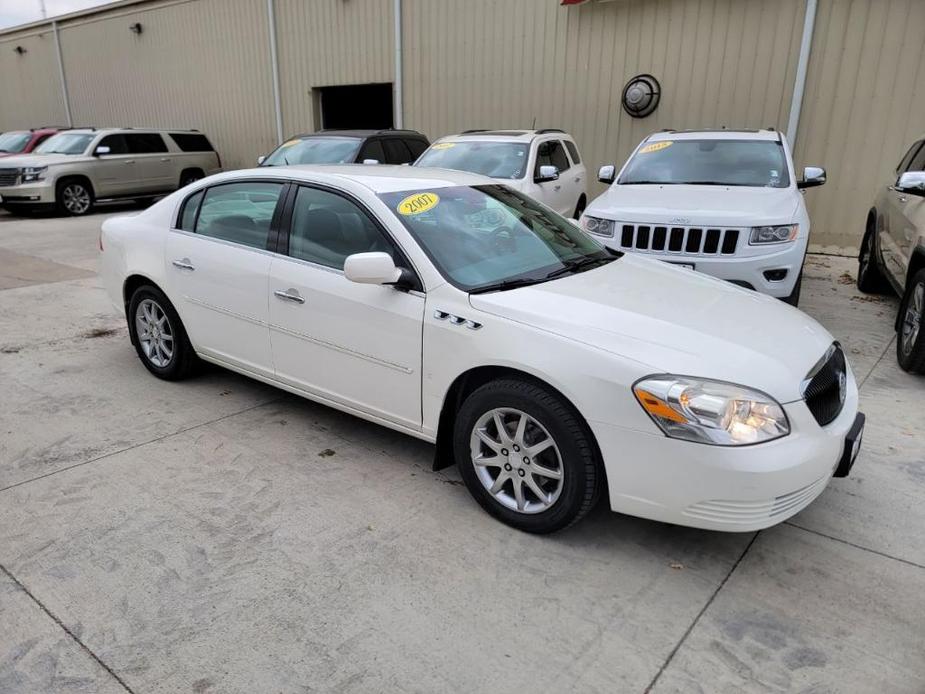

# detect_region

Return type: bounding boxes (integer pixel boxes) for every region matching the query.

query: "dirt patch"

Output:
[838,272,855,285]
[82,327,120,339]
[318,449,336,457]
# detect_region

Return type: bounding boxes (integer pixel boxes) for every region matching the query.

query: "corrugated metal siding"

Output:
[795,0,925,252]
[275,0,393,135]
[0,28,68,128]
[402,0,805,198]
[57,0,276,169]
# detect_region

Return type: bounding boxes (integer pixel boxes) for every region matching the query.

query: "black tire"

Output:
[453,378,601,533]
[896,269,925,374]
[857,222,890,294]
[179,169,203,188]
[573,194,587,220]
[56,178,94,216]
[127,285,199,380]
[782,270,802,307]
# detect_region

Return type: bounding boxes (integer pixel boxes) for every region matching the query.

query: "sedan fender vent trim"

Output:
[434,310,482,330]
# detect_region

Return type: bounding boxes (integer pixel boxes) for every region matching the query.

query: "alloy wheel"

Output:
[62,184,91,214]
[135,298,174,368]
[859,233,872,279]
[469,407,564,514]
[901,282,923,356]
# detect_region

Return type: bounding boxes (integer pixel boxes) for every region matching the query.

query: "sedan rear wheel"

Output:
[128,285,198,380]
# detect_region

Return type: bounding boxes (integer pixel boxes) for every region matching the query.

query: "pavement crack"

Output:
[0,563,137,694]
[0,396,286,495]
[784,521,925,570]
[858,334,896,389]
[643,532,760,693]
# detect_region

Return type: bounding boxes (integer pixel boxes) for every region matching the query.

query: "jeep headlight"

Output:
[633,376,789,446]
[582,215,615,237]
[21,166,47,183]
[749,224,798,244]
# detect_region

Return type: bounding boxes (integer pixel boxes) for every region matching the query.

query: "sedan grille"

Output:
[0,169,19,186]
[802,343,847,426]
[616,223,741,256]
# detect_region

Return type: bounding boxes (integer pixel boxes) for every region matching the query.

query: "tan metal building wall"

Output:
[0,25,68,128]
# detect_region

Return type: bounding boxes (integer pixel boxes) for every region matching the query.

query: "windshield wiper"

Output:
[545,255,613,279]
[468,277,546,294]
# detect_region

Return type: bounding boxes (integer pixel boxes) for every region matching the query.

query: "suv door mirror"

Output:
[534,165,559,183]
[798,166,826,189]
[94,145,111,156]
[598,164,616,184]
[257,155,266,165]
[362,158,380,165]
[344,252,402,285]
[897,171,925,195]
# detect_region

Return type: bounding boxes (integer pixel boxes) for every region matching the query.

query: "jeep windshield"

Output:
[0,131,31,153]
[416,142,529,180]
[379,184,615,292]
[619,139,791,188]
[261,136,361,166]
[34,133,95,155]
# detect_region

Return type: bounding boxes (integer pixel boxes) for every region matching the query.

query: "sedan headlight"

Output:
[21,166,48,183]
[582,215,615,237]
[749,224,798,245]
[633,376,789,446]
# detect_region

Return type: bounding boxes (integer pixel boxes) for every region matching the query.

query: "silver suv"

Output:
[0,128,222,216]
[857,133,925,373]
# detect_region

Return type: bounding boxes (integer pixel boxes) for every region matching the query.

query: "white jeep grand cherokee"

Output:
[582,129,825,305]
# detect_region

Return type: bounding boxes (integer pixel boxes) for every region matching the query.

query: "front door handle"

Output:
[274,288,305,304]
[574,176,581,183]
[554,185,561,191]
[898,195,908,203]
[160,157,171,162]
[124,159,135,165]
[172,258,195,271]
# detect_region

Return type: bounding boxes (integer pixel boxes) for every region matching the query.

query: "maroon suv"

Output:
[0,127,65,158]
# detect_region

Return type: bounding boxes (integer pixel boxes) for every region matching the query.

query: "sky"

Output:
[0,0,109,30]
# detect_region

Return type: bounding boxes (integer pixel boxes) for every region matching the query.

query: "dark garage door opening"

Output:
[319,83,393,130]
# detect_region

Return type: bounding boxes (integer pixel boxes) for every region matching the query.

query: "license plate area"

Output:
[834,412,865,478]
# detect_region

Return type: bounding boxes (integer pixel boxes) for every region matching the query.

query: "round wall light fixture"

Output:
[621,74,661,118]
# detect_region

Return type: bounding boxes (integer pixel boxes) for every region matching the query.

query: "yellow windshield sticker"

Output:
[397,192,440,216]
[280,139,301,148]
[430,142,456,150]
[639,141,673,154]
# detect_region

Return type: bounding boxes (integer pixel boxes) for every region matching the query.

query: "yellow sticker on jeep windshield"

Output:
[280,139,301,148]
[397,192,440,216]
[639,141,673,154]
[430,142,456,150]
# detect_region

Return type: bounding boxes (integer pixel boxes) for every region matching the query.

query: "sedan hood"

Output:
[586,184,799,226]
[0,153,91,167]
[469,255,834,403]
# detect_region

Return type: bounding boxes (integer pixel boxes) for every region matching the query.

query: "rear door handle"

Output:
[574,177,581,183]
[124,159,135,165]
[898,195,908,203]
[274,288,305,304]
[172,258,195,271]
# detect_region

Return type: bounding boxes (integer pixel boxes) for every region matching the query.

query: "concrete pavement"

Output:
[0,208,923,693]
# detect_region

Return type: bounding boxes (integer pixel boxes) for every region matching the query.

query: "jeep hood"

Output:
[469,254,834,402]
[586,184,799,226]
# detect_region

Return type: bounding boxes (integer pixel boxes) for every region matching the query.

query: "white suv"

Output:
[414,129,588,218]
[582,129,825,305]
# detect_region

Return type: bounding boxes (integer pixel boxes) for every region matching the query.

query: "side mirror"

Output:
[344,252,403,285]
[598,164,616,184]
[94,145,111,156]
[897,171,925,195]
[257,155,266,165]
[534,165,559,183]
[362,158,380,165]
[798,166,826,189]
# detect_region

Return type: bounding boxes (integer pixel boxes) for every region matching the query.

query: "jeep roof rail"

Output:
[535,128,565,134]
[461,129,489,134]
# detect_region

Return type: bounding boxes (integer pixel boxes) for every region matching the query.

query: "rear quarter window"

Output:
[170,133,215,152]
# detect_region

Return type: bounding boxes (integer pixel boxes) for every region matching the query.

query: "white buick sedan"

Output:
[100,165,864,534]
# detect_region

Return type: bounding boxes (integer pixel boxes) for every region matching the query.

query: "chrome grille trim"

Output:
[0,169,20,187]
[615,223,742,256]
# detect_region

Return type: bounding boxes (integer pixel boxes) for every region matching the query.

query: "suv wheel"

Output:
[128,285,198,380]
[453,378,601,533]
[57,179,93,216]
[897,269,925,374]
[857,225,889,293]
[179,170,203,188]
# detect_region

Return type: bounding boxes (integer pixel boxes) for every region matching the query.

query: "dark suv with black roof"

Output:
[258,129,429,167]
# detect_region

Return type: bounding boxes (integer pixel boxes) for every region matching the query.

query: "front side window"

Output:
[194,181,283,249]
[896,141,923,173]
[288,186,396,269]
[97,134,129,154]
[262,136,361,166]
[535,141,570,175]
[34,132,94,155]
[358,139,385,163]
[620,139,791,188]
[563,140,581,165]
[0,131,31,154]
[416,142,529,179]
[379,185,613,292]
[126,133,168,154]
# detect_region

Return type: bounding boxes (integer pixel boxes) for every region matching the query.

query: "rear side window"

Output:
[170,133,215,152]
[406,138,428,160]
[563,140,581,165]
[126,133,168,154]
[194,181,284,250]
[383,138,414,164]
[535,140,570,174]
[178,190,203,231]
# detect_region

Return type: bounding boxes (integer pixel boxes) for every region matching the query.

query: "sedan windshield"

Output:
[380,185,615,292]
[619,139,790,188]
[262,137,361,166]
[0,131,30,153]
[35,133,94,155]
[416,142,529,179]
